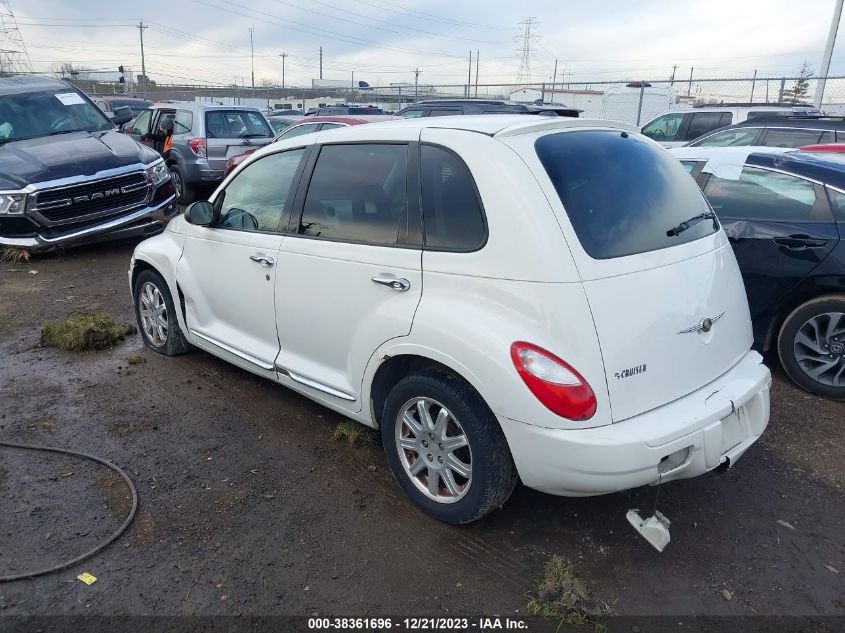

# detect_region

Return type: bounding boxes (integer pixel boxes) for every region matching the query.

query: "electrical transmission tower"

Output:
[0,0,31,75]
[514,17,539,86]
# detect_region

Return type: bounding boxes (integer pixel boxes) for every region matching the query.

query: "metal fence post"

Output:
[636,82,646,126]
[778,78,786,102]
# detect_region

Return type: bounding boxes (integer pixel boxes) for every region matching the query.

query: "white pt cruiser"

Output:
[129,116,771,524]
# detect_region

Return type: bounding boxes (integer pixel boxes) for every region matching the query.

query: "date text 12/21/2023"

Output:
[307,617,529,630]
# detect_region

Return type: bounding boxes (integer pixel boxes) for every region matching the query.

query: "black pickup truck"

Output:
[0,75,177,252]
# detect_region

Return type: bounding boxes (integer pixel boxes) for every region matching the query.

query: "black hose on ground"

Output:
[0,440,138,582]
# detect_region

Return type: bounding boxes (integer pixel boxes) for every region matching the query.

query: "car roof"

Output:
[339,115,637,137]
[0,74,72,95]
[295,115,394,124]
[151,102,264,112]
[731,117,845,129]
[671,145,845,189]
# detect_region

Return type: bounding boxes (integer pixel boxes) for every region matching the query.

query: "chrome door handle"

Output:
[371,276,411,291]
[249,254,275,267]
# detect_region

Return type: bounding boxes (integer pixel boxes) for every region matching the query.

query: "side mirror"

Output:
[185,200,215,226]
[112,106,133,126]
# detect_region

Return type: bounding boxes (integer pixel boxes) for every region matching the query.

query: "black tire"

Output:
[133,269,192,356]
[381,372,518,524]
[777,294,845,400]
[169,164,195,206]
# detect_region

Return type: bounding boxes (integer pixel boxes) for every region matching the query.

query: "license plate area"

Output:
[720,405,747,455]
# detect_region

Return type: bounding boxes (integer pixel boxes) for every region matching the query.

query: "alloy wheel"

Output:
[395,397,472,503]
[138,281,168,347]
[793,311,845,387]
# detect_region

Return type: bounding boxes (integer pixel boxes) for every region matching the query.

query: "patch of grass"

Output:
[330,421,378,448]
[126,354,147,365]
[0,247,31,264]
[40,313,136,351]
[527,556,612,632]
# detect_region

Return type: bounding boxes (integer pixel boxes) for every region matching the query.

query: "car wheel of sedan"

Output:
[381,372,518,524]
[169,164,195,205]
[133,269,192,356]
[778,294,845,400]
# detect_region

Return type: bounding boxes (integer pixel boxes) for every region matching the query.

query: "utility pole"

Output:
[475,50,479,97]
[413,68,421,98]
[552,59,558,93]
[670,64,678,85]
[279,52,287,90]
[319,46,323,80]
[816,0,844,108]
[688,67,694,96]
[467,50,472,97]
[138,21,148,97]
[249,27,255,89]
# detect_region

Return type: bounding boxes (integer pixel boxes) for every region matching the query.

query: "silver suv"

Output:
[125,103,274,204]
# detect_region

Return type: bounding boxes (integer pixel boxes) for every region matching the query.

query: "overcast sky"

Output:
[13,0,845,87]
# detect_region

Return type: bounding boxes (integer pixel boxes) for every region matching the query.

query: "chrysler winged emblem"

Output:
[677,311,726,334]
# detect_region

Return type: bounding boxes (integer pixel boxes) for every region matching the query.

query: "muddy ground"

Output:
[0,240,843,620]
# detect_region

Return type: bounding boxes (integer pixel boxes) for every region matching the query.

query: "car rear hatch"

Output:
[204,110,274,172]
[529,128,753,422]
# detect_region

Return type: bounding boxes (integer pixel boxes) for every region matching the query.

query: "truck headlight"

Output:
[146,161,171,186]
[0,193,26,215]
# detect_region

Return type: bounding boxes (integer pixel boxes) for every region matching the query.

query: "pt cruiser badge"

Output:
[677,311,726,335]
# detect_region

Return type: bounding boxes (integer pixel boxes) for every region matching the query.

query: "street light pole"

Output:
[280,52,287,90]
[816,0,844,108]
[249,27,255,89]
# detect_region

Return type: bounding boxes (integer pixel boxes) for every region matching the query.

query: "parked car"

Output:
[308,105,384,115]
[641,103,821,148]
[799,142,845,152]
[0,75,177,252]
[91,96,154,118]
[395,99,579,118]
[672,146,845,399]
[266,114,304,134]
[130,115,770,523]
[124,103,275,204]
[224,115,393,176]
[685,117,845,149]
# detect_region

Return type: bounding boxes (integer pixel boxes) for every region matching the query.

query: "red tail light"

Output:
[510,342,597,420]
[188,139,207,158]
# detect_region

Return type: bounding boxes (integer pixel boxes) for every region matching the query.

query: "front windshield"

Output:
[0,89,112,142]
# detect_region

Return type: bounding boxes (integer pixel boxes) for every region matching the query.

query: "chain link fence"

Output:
[67,75,845,126]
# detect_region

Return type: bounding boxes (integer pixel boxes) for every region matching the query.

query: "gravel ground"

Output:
[0,240,843,619]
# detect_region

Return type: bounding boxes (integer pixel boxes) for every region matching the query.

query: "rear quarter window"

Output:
[535,130,716,259]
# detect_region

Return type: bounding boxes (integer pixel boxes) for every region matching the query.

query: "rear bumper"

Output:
[0,194,178,252]
[498,351,771,496]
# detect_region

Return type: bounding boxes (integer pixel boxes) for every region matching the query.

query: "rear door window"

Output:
[535,130,716,259]
[704,166,832,222]
[298,144,408,245]
[760,128,827,148]
[420,145,486,251]
[174,110,193,133]
[684,112,726,141]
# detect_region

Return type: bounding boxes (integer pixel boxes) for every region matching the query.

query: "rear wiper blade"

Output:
[240,133,268,138]
[666,211,718,237]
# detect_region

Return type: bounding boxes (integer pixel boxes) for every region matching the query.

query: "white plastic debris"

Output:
[626,509,671,552]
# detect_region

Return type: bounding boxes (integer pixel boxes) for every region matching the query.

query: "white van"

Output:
[601,82,680,125]
[641,103,822,147]
[130,115,771,524]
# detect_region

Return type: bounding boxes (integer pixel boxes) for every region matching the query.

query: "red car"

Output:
[224,115,393,176]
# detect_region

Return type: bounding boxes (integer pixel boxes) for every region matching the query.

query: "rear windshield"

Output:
[535,130,716,259]
[205,110,273,139]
